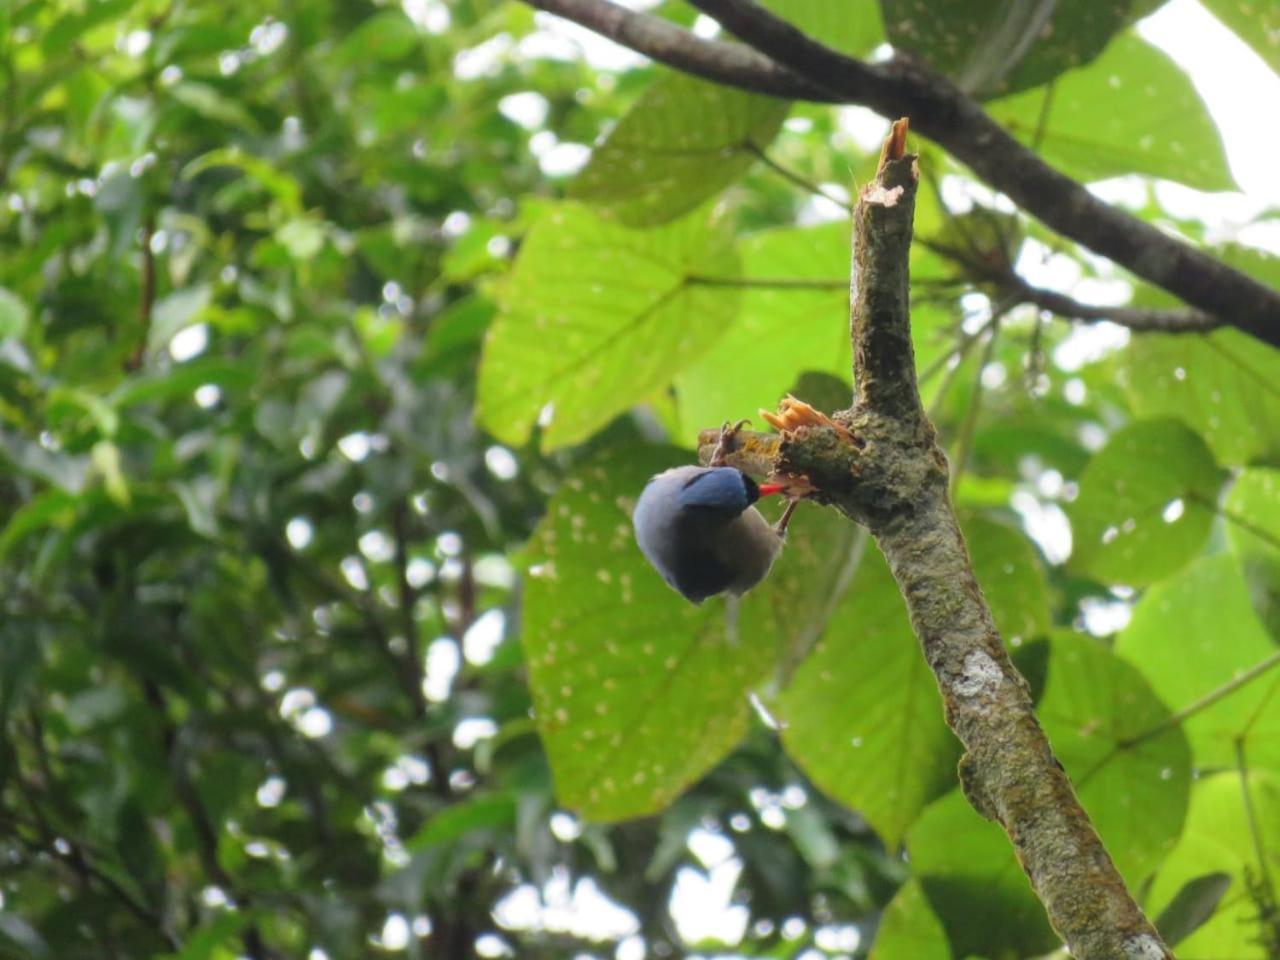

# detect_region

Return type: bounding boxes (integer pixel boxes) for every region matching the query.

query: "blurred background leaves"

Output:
[1,0,1279,958]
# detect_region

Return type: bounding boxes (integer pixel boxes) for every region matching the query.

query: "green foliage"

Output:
[478,203,740,449]
[674,221,854,435]
[1036,633,1190,885]
[522,445,779,820]
[907,789,1058,957]
[1147,771,1280,959]
[1124,327,1280,465]
[1069,418,1223,586]
[1117,556,1280,772]
[1225,468,1280,635]
[881,0,1142,97]
[869,879,949,960]
[1203,0,1280,73]
[778,543,958,847]
[2,0,1279,957]
[763,0,886,59]
[570,73,791,226]
[988,33,1236,191]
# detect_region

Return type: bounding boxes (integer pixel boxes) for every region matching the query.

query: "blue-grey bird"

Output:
[632,465,791,604]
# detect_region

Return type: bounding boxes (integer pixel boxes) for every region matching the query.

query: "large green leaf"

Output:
[777,542,958,847]
[1069,418,1224,586]
[478,204,740,449]
[1147,771,1280,960]
[763,0,885,58]
[869,879,951,960]
[1037,633,1191,886]
[570,73,790,227]
[1225,468,1280,638]
[674,222,953,440]
[881,0,1138,97]
[1116,555,1280,773]
[674,222,852,438]
[988,33,1235,191]
[907,789,1058,958]
[1203,0,1280,75]
[1122,245,1280,466]
[522,444,852,821]
[1123,335,1280,468]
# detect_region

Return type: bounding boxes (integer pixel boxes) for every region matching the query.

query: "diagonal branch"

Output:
[525,0,1280,350]
[1119,650,1280,751]
[684,0,1279,349]
[701,122,1174,960]
[920,239,1225,335]
[1011,280,1222,334]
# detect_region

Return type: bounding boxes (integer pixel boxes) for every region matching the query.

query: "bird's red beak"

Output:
[757,483,786,497]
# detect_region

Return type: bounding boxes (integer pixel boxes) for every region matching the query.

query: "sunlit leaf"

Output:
[764,0,884,57]
[881,0,1138,97]
[907,790,1058,958]
[1116,555,1280,773]
[169,82,260,131]
[478,204,739,449]
[1036,632,1191,885]
[675,221,851,438]
[1124,332,1280,467]
[778,542,958,847]
[869,879,951,960]
[1069,418,1223,586]
[1225,468,1280,638]
[570,73,790,226]
[963,511,1050,643]
[1147,772,1280,959]
[989,33,1235,191]
[1154,871,1232,947]
[1203,0,1280,75]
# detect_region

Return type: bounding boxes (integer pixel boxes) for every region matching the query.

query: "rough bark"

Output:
[525,0,1280,349]
[699,123,1174,960]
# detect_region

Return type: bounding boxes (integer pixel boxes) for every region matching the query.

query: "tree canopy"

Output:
[2,0,1280,958]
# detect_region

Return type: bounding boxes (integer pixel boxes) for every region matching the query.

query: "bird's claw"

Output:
[710,419,751,466]
[773,499,800,537]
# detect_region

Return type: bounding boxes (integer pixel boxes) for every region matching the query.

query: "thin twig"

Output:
[742,141,854,211]
[1119,651,1280,750]
[1215,500,1280,553]
[1031,81,1056,153]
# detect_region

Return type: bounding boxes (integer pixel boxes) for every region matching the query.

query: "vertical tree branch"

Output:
[850,121,926,427]
[701,121,1172,960]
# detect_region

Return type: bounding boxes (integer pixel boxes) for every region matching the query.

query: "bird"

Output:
[632,465,794,604]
